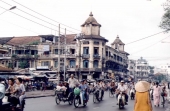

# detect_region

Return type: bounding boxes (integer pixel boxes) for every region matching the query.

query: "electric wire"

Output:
[1,0,78,34]
[11,0,81,32]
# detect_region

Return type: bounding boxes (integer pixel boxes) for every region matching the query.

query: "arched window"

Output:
[83,60,89,68]
[93,60,98,68]
[70,60,75,68]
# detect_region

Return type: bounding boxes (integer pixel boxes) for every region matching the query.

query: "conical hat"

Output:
[135,81,150,92]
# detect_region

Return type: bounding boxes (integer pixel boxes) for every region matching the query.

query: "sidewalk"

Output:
[25,90,55,99]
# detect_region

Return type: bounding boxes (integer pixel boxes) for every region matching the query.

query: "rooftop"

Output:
[81,12,101,27]
[111,35,125,45]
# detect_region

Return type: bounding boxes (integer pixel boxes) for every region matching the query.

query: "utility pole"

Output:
[58,24,60,82]
[63,28,66,81]
[78,39,81,81]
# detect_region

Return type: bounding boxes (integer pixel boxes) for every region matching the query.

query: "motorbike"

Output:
[55,89,74,105]
[0,84,25,111]
[109,88,115,98]
[74,88,88,108]
[150,89,153,100]
[118,92,126,109]
[161,91,166,107]
[130,88,135,100]
[93,88,104,103]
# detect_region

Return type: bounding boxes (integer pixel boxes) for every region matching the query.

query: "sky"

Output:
[0,0,170,66]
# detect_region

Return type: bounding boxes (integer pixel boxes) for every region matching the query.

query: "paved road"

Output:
[25,92,167,111]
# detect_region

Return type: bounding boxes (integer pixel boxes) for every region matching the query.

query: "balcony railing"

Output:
[82,54,90,59]
[66,54,76,58]
[0,54,11,59]
[93,54,100,59]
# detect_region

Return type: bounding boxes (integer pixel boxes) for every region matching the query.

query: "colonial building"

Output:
[135,57,149,81]
[127,59,136,80]
[0,12,129,80]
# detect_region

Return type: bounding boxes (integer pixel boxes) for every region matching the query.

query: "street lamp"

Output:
[0,6,16,15]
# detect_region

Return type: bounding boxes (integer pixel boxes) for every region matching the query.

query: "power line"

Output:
[0,0,77,34]
[131,35,170,55]
[126,30,168,45]
[0,18,40,34]
[11,0,81,32]
[0,6,64,35]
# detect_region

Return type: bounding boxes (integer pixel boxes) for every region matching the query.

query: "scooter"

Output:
[130,88,135,100]
[150,89,153,100]
[74,90,88,108]
[118,92,126,109]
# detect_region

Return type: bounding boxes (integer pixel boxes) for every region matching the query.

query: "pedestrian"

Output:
[153,82,161,107]
[134,81,152,111]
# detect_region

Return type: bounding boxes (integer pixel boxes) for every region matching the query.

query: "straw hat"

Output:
[135,81,150,92]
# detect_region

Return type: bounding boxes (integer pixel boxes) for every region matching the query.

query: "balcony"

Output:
[81,68,89,71]
[82,54,90,59]
[0,54,11,59]
[66,54,76,59]
[93,54,100,59]
[67,68,76,72]
[39,54,64,59]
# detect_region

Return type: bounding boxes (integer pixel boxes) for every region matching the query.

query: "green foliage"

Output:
[160,1,170,31]
[155,74,167,82]
[18,60,29,69]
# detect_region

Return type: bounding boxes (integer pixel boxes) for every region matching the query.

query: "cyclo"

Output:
[55,81,74,105]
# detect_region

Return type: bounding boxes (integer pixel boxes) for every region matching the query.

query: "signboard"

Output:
[38,45,49,54]
[36,66,49,70]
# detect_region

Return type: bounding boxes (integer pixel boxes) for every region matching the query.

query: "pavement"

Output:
[25,90,55,98]
[24,91,167,111]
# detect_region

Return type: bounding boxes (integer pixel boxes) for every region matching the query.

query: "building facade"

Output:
[135,57,149,81]
[0,12,129,80]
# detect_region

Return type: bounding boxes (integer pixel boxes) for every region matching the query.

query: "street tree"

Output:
[160,0,170,31]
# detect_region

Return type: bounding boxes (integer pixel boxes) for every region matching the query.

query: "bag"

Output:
[74,88,80,95]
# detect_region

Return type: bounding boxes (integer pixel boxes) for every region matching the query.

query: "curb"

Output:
[25,95,55,99]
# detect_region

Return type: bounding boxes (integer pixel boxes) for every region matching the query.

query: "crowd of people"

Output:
[1,73,170,111]
[0,77,26,109]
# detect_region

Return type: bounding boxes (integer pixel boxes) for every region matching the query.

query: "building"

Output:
[135,57,149,81]
[158,64,170,75]
[127,59,136,79]
[0,12,129,80]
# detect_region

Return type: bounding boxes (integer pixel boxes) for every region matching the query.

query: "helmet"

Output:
[74,87,80,95]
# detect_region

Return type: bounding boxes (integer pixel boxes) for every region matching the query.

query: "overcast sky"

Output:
[0,0,170,66]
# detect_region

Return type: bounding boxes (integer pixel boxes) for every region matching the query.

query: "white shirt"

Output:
[117,85,127,92]
[68,78,78,88]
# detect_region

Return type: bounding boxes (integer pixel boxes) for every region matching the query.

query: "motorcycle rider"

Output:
[116,80,128,105]
[68,74,79,92]
[110,80,116,94]
[6,78,19,106]
[80,80,88,102]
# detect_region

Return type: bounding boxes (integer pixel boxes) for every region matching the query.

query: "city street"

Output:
[25,92,167,111]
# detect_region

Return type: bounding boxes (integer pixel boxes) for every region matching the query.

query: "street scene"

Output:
[0,0,170,111]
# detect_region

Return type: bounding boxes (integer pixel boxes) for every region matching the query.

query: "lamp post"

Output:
[0,6,16,15]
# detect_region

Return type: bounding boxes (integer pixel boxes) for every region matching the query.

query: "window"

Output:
[106,51,108,56]
[83,60,89,68]
[93,60,99,68]
[168,66,170,68]
[41,61,50,66]
[94,41,99,45]
[54,61,58,67]
[114,54,116,60]
[70,60,76,68]
[70,49,75,54]
[83,41,89,44]
[54,49,58,54]
[137,66,140,69]
[94,47,99,55]
[83,47,89,54]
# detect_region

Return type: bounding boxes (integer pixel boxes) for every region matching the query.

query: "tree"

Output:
[160,0,170,30]
[18,60,29,69]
